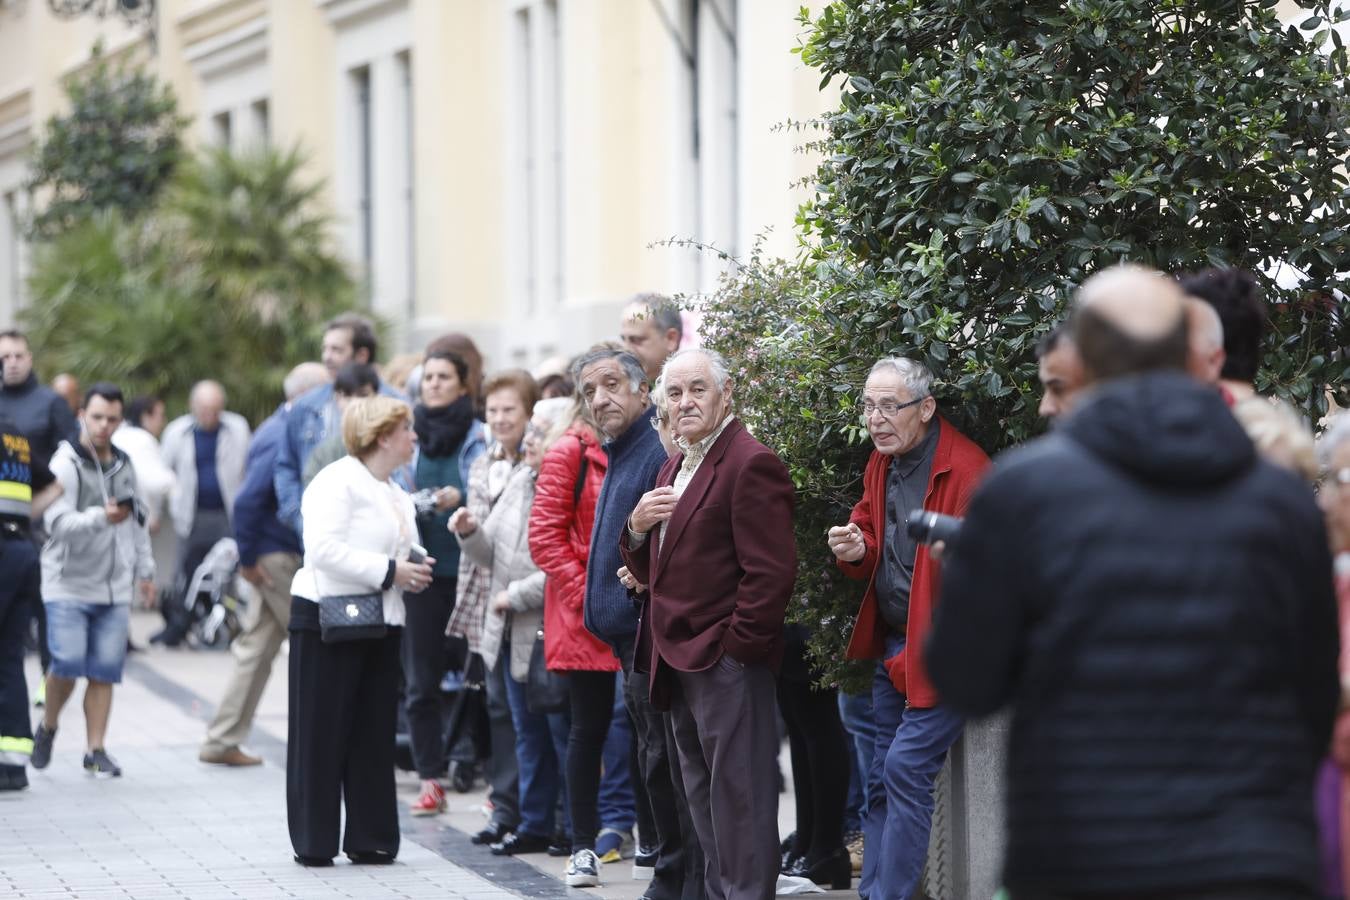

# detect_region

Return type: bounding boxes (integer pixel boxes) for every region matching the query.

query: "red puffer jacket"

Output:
[528,424,618,672]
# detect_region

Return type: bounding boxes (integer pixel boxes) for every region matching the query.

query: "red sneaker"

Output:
[409,779,446,817]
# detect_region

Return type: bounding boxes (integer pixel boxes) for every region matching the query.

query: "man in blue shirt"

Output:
[274,314,404,536]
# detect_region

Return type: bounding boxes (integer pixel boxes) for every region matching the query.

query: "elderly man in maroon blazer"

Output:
[620,347,796,900]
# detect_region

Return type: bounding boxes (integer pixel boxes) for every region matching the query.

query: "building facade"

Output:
[0,0,831,367]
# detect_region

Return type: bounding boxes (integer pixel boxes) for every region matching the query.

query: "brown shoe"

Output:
[199,745,262,766]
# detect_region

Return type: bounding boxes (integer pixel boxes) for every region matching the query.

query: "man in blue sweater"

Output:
[199,363,328,767]
[577,347,702,900]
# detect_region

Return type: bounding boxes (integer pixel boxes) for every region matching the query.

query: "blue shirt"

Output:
[194,427,225,510]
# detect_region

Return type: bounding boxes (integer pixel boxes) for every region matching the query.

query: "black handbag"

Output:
[525,628,568,714]
[318,592,387,643]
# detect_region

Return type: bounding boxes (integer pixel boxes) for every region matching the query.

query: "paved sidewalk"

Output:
[5,610,854,899]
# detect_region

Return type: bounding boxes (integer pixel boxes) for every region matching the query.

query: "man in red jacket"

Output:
[827,357,989,900]
[621,348,796,900]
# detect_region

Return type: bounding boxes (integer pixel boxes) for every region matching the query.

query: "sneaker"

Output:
[32,679,45,708]
[631,843,656,880]
[30,723,55,770]
[490,831,551,856]
[83,748,122,778]
[595,827,633,863]
[409,779,446,817]
[565,848,601,887]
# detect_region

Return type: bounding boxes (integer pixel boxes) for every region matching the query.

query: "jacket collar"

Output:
[1,372,39,396]
[605,406,656,459]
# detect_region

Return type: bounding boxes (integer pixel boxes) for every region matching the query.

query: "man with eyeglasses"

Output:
[826,357,989,900]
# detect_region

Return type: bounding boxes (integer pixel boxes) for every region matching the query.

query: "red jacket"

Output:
[620,419,797,708]
[839,416,989,708]
[528,425,619,673]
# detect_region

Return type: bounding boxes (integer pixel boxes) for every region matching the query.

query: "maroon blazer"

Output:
[619,418,796,708]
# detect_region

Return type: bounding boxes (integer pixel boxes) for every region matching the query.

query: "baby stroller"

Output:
[181,537,248,649]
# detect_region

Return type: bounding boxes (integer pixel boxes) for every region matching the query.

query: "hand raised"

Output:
[447,507,478,536]
[629,486,679,535]
[827,522,866,563]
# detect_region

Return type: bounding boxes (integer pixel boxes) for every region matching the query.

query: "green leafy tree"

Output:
[701,0,1350,684]
[24,147,360,423]
[26,44,187,241]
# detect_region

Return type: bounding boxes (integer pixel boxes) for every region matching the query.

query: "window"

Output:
[350,65,374,282]
[212,110,232,148]
[251,99,269,145]
[397,51,415,320]
[512,0,562,316]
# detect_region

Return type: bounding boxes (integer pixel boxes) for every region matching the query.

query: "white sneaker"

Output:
[565,848,601,887]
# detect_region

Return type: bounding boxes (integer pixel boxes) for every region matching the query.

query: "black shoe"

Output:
[450,760,477,793]
[347,851,396,865]
[787,847,852,889]
[491,831,551,856]
[548,832,572,857]
[293,855,333,867]
[470,821,512,845]
[0,764,27,791]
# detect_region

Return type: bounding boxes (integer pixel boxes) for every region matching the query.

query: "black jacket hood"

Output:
[1063,371,1255,489]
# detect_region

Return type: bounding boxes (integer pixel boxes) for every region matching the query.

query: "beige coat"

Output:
[457,465,545,681]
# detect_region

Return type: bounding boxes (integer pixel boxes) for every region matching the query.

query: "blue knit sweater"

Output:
[584,407,668,649]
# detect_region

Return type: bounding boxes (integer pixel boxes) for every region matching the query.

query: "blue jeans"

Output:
[45,601,130,684]
[502,668,570,839]
[838,689,876,832]
[860,635,964,900]
[598,673,637,832]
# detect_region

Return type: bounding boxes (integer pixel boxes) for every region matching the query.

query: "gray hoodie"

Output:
[41,439,155,605]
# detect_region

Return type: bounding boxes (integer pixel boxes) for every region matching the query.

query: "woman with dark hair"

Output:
[404,349,487,817]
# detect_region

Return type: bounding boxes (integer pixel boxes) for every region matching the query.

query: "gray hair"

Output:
[570,347,647,393]
[868,357,934,399]
[1318,411,1350,470]
[660,347,732,392]
[628,293,684,341]
[532,396,572,429]
[283,362,330,401]
[651,375,670,422]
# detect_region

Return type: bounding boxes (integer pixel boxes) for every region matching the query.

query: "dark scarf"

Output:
[414,395,475,458]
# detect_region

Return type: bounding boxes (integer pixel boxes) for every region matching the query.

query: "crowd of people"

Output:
[0,265,1349,900]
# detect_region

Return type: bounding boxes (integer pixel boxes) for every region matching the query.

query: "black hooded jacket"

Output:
[927,371,1339,895]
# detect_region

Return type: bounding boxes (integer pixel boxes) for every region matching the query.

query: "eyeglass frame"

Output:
[858,396,927,419]
[1319,466,1350,489]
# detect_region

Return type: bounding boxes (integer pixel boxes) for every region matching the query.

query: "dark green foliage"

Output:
[24,147,360,423]
[25,46,187,241]
[701,0,1350,685]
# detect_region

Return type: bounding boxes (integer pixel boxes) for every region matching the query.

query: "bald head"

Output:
[190,380,226,431]
[1071,265,1190,383]
[284,362,330,401]
[1184,298,1226,384]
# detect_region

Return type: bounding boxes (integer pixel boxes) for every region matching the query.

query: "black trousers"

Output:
[401,575,456,779]
[622,642,705,900]
[286,597,402,861]
[566,667,619,851]
[777,675,850,862]
[0,535,39,774]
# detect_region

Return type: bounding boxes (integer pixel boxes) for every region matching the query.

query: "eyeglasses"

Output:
[524,424,545,441]
[858,397,925,419]
[650,414,669,432]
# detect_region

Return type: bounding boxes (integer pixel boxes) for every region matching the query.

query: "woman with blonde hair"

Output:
[286,396,434,867]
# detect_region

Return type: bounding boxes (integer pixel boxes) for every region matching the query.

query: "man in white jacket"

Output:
[31,383,155,778]
[154,381,250,646]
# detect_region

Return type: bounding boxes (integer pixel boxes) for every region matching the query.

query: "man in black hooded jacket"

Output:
[927,265,1338,900]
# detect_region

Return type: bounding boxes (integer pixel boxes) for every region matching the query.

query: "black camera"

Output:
[906,509,962,545]
[410,488,438,518]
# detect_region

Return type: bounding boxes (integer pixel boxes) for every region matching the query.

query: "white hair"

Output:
[867,357,934,399]
[1318,411,1350,469]
[532,396,572,428]
[660,347,731,391]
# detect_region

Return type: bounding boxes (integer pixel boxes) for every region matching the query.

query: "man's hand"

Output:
[240,563,273,588]
[629,486,678,534]
[827,522,866,563]
[489,590,511,615]
[435,486,463,512]
[617,566,647,594]
[104,499,130,525]
[447,507,478,536]
[137,579,156,609]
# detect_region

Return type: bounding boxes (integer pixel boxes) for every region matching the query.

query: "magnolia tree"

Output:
[702,0,1350,683]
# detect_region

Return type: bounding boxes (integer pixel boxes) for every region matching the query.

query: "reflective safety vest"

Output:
[0,415,35,522]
